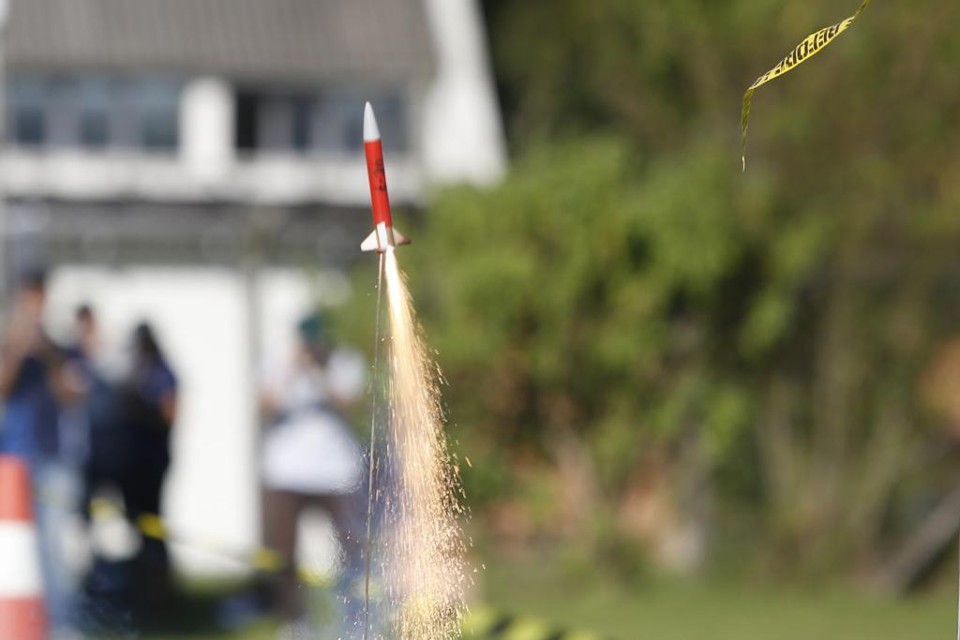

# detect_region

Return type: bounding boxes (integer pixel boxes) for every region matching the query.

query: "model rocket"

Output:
[361,102,410,252]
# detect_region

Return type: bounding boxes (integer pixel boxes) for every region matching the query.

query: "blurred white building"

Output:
[1,0,505,578]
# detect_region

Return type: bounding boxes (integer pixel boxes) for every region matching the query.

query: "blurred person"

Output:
[65,303,132,632]
[59,305,98,473]
[119,322,178,608]
[73,305,98,361]
[72,304,130,509]
[0,268,88,636]
[260,313,366,637]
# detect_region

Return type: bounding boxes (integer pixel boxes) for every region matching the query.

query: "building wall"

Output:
[420,0,506,187]
[3,0,506,205]
[0,76,421,207]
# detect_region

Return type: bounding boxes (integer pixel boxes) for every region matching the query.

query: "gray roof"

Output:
[6,0,434,83]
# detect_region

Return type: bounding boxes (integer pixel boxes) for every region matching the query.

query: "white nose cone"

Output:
[363,102,381,142]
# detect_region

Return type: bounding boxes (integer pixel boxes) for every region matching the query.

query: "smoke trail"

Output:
[378,248,468,639]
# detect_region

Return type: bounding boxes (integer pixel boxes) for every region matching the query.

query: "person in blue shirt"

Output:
[120,321,178,610]
[0,270,67,462]
[0,268,87,634]
[73,304,130,515]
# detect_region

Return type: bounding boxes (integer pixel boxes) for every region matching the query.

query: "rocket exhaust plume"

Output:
[381,250,468,639]
[361,103,468,640]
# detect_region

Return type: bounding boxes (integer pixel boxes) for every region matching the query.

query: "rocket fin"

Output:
[393,229,411,246]
[361,230,380,252]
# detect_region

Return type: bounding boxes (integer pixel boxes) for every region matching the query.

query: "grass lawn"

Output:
[135,554,955,639]
[479,554,956,640]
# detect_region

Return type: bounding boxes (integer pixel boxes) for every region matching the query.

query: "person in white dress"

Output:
[259,313,366,633]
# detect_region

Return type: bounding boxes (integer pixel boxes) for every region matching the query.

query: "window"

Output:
[258,95,295,151]
[291,96,313,153]
[136,79,180,151]
[77,78,112,149]
[233,86,407,156]
[235,91,259,152]
[6,74,182,153]
[8,78,46,146]
[46,77,78,146]
[311,91,363,154]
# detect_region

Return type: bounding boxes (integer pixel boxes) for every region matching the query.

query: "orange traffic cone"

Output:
[0,455,47,639]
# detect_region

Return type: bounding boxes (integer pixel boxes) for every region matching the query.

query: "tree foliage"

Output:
[341,0,960,577]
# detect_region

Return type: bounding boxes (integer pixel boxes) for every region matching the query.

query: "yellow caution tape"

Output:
[460,605,610,640]
[136,513,166,540]
[89,496,298,577]
[252,547,285,572]
[740,0,872,171]
[83,496,610,637]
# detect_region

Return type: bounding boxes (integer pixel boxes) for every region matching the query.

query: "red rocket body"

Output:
[361,102,409,252]
[365,138,392,228]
